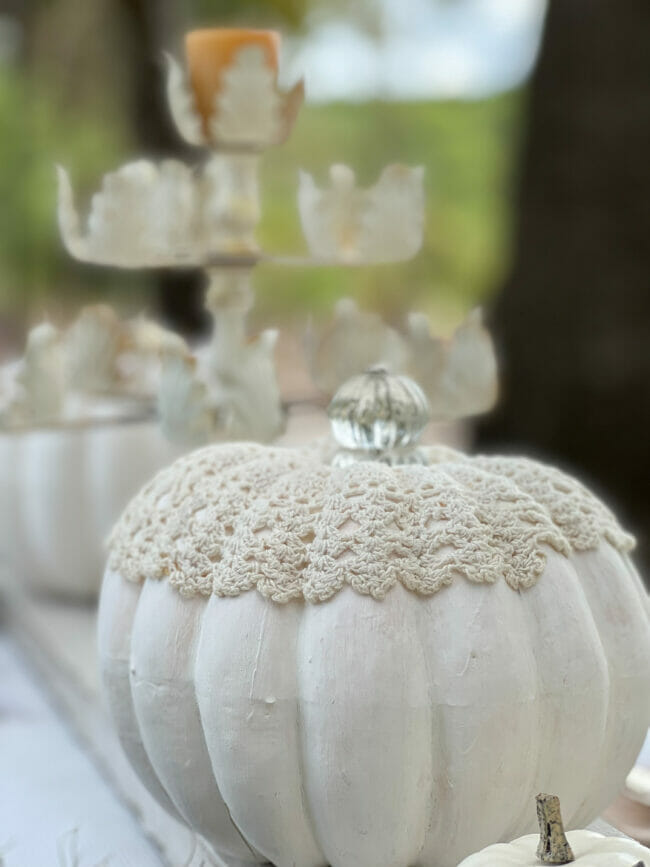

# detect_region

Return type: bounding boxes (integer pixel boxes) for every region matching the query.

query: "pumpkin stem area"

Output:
[535,794,575,864]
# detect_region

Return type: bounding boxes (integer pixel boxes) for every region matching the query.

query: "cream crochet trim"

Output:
[107,442,635,602]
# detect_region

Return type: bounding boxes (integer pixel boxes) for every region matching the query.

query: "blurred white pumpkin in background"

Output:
[98,368,650,867]
[0,413,180,599]
[0,306,184,599]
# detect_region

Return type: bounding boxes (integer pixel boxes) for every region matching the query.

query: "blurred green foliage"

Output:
[0,66,131,317]
[192,0,309,29]
[255,92,522,329]
[191,0,383,36]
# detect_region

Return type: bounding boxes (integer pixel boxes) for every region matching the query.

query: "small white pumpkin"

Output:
[98,369,650,867]
[458,793,650,866]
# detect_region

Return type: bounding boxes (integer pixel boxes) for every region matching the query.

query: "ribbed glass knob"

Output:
[328,366,431,465]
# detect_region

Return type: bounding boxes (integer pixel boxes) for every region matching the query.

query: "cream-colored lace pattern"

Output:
[108,442,635,602]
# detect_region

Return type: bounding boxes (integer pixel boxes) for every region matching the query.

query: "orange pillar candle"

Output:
[185,29,280,130]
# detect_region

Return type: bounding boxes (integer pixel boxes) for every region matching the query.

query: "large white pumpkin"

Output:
[98,371,650,867]
[0,418,179,598]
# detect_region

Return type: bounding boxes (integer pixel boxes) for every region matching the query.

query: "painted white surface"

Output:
[0,635,164,867]
[4,591,212,867]
[0,422,179,600]
[196,592,323,867]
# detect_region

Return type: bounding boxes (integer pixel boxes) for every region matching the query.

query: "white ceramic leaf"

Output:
[165,47,303,151]
[164,53,206,147]
[403,311,447,389]
[125,316,187,358]
[308,298,408,394]
[211,46,284,148]
[158,327,284,448]
[56,165,87,261]
[203,324,284,443]
[17,322,65,424]
[118,316,188,398]
[65,304,125,394]
[58,161,199,267]
[58,153,263,267]
[440,307,498,417]
[298,163,425,264]
[309,301,497,423]
[406,307,498,420]
[360,164,425,262]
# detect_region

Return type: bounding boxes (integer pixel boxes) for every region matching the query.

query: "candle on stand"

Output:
[185,28,280,130]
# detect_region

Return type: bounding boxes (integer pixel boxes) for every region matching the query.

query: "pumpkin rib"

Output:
[295,584,434,867]
[568,545,650,828]
[128,578,258,862]
[97,570,183,820]
[195,592,325,866]
[505,549,610,836]
[413,579,538,866]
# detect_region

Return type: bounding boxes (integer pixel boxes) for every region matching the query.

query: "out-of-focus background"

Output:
[0,0,536,333]
[0,0,648,569]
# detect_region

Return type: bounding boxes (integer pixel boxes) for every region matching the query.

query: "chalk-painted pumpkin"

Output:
[0,416,179,598]
[98,369,650,867]
[0,309,183,599]
[459,793,650,866]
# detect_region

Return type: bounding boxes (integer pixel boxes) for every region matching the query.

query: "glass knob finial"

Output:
[328,366,431,465]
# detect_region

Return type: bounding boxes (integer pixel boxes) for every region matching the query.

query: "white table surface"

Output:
[0,585,211,867]
[0,635,166,867]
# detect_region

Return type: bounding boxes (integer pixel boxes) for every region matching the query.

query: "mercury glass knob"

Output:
[328,366,431,466]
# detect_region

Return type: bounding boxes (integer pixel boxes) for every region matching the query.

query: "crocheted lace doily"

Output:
[107,442,635,602]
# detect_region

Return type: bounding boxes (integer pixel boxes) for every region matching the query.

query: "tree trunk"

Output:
[115,0,209,337]
[477,0,650,577]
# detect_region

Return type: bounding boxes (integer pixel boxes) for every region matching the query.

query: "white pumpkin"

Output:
[98,370,650,867]
[0,307,187,599]
[0,417,180,599]
[459,793,650,866]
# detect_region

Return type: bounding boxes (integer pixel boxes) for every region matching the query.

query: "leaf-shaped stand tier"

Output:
[309,300,498,423]
[298,164,425,264]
